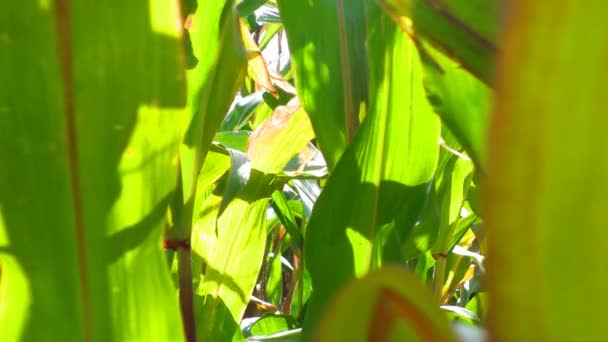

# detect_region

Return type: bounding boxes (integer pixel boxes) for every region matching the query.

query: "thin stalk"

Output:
[167,168,197,342]
[433,254,447,300]
[177,248,195,342]
[281,250,300,314]
[433,218,460,301]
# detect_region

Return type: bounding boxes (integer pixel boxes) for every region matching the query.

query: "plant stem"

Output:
[434,219,459,301]
[177,247,196,342]
[167,168,197,342]
[433,253,447,300]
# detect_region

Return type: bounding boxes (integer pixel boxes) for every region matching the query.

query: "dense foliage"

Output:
[2,0,606,341]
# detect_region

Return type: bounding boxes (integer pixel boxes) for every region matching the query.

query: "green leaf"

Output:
[422,48,492,170]
[266,249,284,308]
[243,314,299,337]
[171,0,247,241]
[486,1,608,340]
[401,151,473,260]
[221,92,265,131]
[217,146,252,216]
[277,0,369,168]
[237,0,268,18]
[431,155,474,255]
[314,267,456,341]
[192,172,274,341]
[378,0,498,85]
[0,0,185,340]
[302,9,440,333]
[215,131,252,152]
[271,191,303,250]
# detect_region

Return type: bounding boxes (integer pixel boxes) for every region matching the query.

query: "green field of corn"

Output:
[2,0,607,341]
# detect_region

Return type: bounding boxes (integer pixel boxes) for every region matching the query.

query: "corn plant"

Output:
[1,0,607,341]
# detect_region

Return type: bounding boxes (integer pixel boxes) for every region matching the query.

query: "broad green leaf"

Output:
[486,1,608,340]
[192,95,312,339]
[314,267,455,341]
[170,0,247,240]
[277,0,369,168]
[166,4,247,339]
[192,171,276,341]
[303,8,440,333]
[0,0,185,340]
[422,48,492,169]
[378,0,498,84]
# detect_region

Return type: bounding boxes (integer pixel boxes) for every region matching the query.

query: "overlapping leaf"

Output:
[191,90,314,340]
[277,0,369,168]
[0,1,186,340]
[303,7,440,334]
[378,0,498,85]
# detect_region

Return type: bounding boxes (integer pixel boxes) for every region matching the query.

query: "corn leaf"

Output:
[277,0,369,168]
[486,1,608,340]
[302,7,440,334]
[192,181,272,341]
[379,0,498,85]
[314,267,455,341]
[422,48,492,170]
[170,0,247,241]
[0,0,185,340]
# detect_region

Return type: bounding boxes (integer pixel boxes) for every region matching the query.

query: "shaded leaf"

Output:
[277,0,369,168]
[422,47,492,170]
[378,0,498,84]
[237,0,268,18]
[271,191,303,250]
[303,9,440,333]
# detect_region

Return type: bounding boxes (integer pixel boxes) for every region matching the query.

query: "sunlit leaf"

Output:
[0,1,185,340]
[192,171,275,341]
[241,21,278,97]
[303,8,440,333]
[247,98,315,174]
